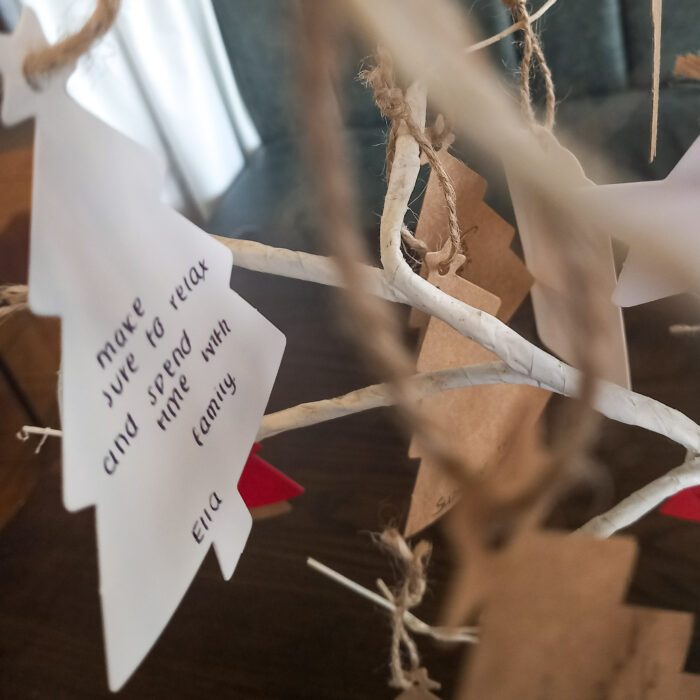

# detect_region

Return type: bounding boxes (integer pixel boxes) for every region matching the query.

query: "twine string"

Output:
[503,0,556,131]
[360,48,464,269]
[377,528,433,690]
[306,557,479,644]
[22,0,121,87]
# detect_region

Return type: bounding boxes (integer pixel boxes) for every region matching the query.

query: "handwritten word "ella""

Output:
[169,260,209,311]
[192,492,223,544]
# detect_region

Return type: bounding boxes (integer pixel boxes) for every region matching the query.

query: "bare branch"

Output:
[577,457,700,538]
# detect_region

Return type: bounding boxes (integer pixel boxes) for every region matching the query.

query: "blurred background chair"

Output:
[5,0,699,244]
[207,0,700,250]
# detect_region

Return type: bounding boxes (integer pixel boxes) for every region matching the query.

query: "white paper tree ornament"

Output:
[585,136,700,307]
[0,10,285,690]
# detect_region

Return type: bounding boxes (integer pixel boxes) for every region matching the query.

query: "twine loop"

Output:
[22,0,120,88]
[504,0,556,131]
[361,48,463,270]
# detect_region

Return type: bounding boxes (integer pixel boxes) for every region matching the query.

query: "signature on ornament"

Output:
[433,488,462,516]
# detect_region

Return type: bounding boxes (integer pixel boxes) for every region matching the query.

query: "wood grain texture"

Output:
[0,140,60,532]
[0,138,33,285]
[0,362,55,530]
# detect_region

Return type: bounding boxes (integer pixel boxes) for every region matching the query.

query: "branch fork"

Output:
[224,79,700,538]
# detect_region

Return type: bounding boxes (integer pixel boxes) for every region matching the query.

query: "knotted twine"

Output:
[22,0,121,87]
[360,48,463,270]
[377,529,435,692]
[503,0,556,131]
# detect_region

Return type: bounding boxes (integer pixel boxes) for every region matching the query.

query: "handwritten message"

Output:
[1,10,285,689]
[93,257,259,546]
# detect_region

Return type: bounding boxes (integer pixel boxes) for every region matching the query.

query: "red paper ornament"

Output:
[661,486,700,523]
[238,443,304,509]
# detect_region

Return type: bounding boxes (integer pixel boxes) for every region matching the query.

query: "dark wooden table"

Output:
[2,259,700,698]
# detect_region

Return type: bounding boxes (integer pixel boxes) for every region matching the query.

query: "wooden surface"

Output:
[0,137,61,532]
[0,309,60,530]
[2,258,700,698]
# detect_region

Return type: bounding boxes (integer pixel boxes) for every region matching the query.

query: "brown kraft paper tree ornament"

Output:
[454,531,700,699]
[405,149,550,537]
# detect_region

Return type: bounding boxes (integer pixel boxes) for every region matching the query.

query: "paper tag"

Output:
[455,532,700,698]
[409,149,532,326]
[405,151,547,536]
[1,11,285,690]
[584,135,700,307]
[506,128,631,388]
[405,256,549,537]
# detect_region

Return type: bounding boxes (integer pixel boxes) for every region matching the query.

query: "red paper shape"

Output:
[238,443,304,509]
[660,486,700,523]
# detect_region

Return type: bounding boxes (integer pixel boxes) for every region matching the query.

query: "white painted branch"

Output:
[375,83,700,454]
[577,457,700,538]
[16,425,60,454]
[210,241,700,451]
[258,361,538,440]
[214,235,409,305]
[17,425,62,440]
[21,417,698,537]
[259,363,699,453]
[21,356,693,472]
